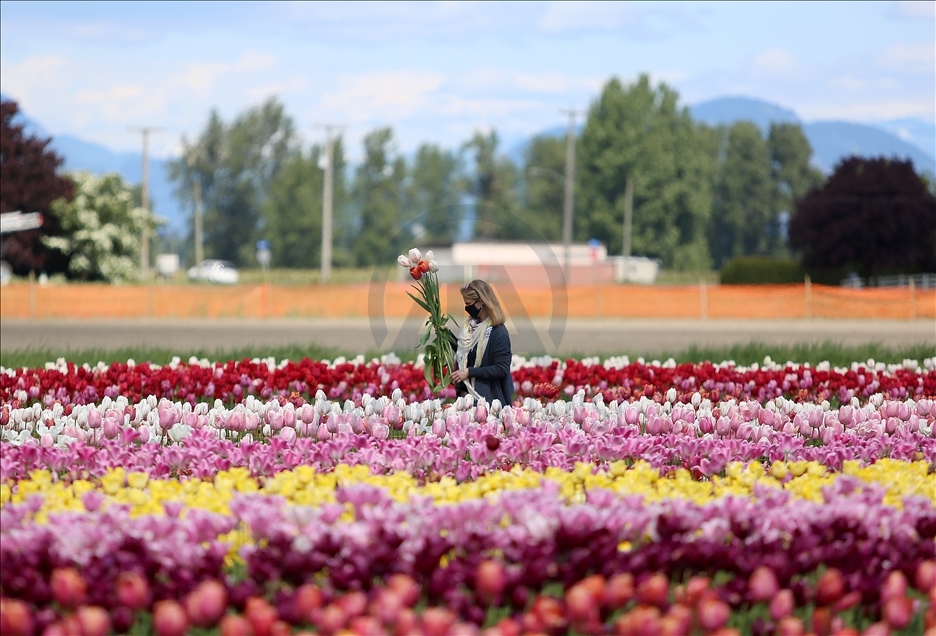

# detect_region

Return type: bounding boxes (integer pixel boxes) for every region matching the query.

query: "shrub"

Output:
[720,256,804,285]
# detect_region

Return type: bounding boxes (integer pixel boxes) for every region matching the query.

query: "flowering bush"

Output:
[42,171,161,282]
[397,248,458,393]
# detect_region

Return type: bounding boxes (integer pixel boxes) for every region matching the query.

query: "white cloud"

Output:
[754,48,798,74]
[0,55,66,106]
[799,97,936,122]
[320,70,447,123]
[890,1,936,19]
[514,72,605,94]
[879,42,936,74]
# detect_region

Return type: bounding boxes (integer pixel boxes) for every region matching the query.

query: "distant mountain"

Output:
[690,96,800,131]
[689,96,935,174]
[2,95,185,234]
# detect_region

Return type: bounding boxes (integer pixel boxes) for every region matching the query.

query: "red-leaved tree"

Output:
[0,99,73,274]
[789,156,936,282]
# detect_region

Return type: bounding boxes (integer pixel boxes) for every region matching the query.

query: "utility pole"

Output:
[315,124,342,284]
[622,177,633,281]
[129,126,162,278]
[193,176,204,266]
[559,108,583,282]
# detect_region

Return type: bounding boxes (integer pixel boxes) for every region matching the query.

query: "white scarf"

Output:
[456,318,491,400]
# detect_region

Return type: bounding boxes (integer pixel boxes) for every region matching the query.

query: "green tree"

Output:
[169,98,298,266]
[463,130,522,240]
[407,143,464,243]
[43,171,160,282]
[767,123,824,255]
[709,121,775,268]
[352,128,407,267]
[578,75,712,270]
[521,134,566,242]
[262,138,347,268]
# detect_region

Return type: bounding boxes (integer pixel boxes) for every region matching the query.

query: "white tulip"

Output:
[408,248,422,263]
[398,255,411,267]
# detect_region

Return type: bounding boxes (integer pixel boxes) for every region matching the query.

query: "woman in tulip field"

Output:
[450,280,514,408]
[0,248,934,635]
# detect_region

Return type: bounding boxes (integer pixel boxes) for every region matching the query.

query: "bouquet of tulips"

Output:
[398,248,459,392]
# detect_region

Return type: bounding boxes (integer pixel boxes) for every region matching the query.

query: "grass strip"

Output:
[1,340,932,370]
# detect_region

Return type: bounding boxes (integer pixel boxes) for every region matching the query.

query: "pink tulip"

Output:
[75,606,111,636]
[87,409,102,429]
[103,416,120,439]
[770,589,794,620]
[748,566,780,603]
[881,570,908,603]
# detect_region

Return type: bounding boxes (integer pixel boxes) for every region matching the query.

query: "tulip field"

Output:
[1,348,935,636]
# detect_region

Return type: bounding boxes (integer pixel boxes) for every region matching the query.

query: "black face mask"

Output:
[465,303,481,318]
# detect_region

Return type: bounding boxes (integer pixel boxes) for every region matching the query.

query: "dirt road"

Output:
[2,318,932,357]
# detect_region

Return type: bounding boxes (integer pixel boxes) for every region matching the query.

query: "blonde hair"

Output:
[461,279,506,326]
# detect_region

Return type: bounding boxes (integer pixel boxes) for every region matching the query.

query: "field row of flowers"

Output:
[3,354,934,407]
[1,354,934,636]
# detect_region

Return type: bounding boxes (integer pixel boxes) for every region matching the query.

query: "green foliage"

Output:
[522,135,566,242]
[168,98,298,267]
[407,143,465,243]
[352,128,408,267]
[709,122,775,267]
[578,75,713,271]
[43,172,159,282]
[463,130,524,240]
[719,256,804,284]
[262,139,348,269]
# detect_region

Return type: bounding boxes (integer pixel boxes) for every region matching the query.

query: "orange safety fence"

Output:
[0,282,933,320]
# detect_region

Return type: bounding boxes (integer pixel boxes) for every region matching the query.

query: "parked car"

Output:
[187,260,239,284]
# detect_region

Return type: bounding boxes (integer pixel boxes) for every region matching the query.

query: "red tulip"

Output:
[420,607,456,636]
[292,584,324,623]
[916,560,936,593]
[75,606,111,636]
[812,606,833,636]
[0,598,34,636]
[386,574,420,607]
[748,565,780,603]
[116,571,151,611]
[220,614,254,636]
[185,579,227,628]
[770,589,795,620]
[244,597,279,636]
[153,600,189,636]
[881,570,907,603]
[883,597,913,630]
[50,567,87,610]
[475,560,506,603]
[697,596,730,632]
[602,573,635,610]
[815,569,845,606]
[636,572,669,609]
[565,583,599,626]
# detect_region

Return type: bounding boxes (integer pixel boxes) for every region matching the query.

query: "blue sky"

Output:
[1,1,933,160]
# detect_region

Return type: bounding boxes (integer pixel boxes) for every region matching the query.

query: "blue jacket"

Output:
[459,323,514,406]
